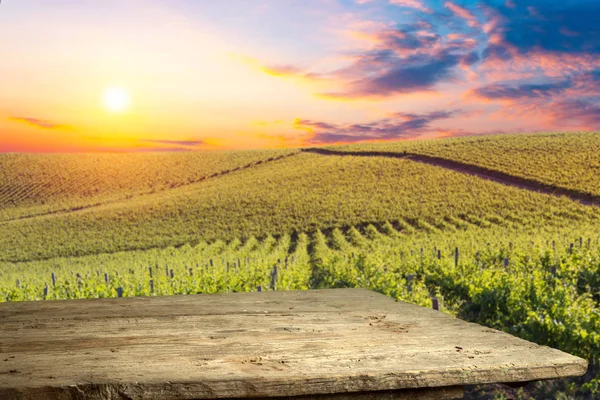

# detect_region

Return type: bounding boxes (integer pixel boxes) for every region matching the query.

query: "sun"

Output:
[102,87,131,113]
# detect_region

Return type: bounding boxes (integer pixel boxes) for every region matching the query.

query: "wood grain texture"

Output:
[0,288,588,400]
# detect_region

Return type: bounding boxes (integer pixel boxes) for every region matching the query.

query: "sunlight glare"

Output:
[102,87,131,113]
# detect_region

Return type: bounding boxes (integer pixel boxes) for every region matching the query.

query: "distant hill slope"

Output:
[323,132,600,197]
[0,149,297,221]
[1,151,598,262]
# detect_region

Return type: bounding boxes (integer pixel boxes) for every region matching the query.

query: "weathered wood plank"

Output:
[0,289,588,399]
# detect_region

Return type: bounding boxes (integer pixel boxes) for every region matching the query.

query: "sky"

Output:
[1,0,599,152]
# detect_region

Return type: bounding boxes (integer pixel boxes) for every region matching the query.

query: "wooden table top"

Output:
[0,288,587,399]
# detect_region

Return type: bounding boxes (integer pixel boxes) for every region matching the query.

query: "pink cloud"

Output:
[479,49,600,83]
[469,93,600,133]
[390,0,433,13]
[444,2,480,28]
[8,116,69,130]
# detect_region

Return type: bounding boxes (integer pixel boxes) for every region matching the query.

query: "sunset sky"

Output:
[1,0,599,152]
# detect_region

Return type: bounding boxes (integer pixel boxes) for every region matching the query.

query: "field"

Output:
[323,131,600,199]
[2,132,600,398]
[2,222,599,397]
[1,152,599,262]
[0,149,296,221]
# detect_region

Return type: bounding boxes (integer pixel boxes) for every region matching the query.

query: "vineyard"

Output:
[2,132,600,398]
[1,152,599,262]
[0,233,312,301]
[1,221,600,397]
[0,149,296,221]
[324,131,600,198]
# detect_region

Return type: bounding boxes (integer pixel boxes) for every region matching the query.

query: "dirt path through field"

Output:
[302,148,600,207]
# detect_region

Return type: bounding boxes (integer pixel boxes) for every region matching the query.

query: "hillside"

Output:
[1,150,598,262]
[323,132,600,199]
[0,149,296,221]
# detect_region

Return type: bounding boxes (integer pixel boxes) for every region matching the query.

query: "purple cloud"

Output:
[473,79,573,100]
[551,99,600,127]
[323,51,462,99]
[297,110,457,144]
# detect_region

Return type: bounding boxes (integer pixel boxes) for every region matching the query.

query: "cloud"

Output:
[374,26,441,53]
[322,51,461,99]
[9,117,68,130]
[549,99,600,128]
[390,0,433,13]
[90,146,194,153]
[460,51,480,66]
[444,1,480,28]
[313,9,485,100]
[140,147,193,152]
[240,8,484,102]
[232,53,327,82]
[446,33,479,53]
[356,0,433,12]
[141,139,205,146]
[235,0,600,141]
[260,64,325,80]
[477,90,600,132]
[471,79,573,100]
[295,110,457,144]
[261,65,304,76]
[570,69,600,96]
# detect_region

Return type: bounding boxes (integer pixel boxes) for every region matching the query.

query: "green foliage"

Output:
[3,223,600,381]
[0,233,312,301]
[305,223,600,398]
